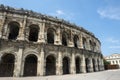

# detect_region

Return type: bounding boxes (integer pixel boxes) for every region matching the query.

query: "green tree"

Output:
[104,59,110,65]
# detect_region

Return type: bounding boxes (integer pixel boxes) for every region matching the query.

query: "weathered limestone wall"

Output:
[0,5,104,77]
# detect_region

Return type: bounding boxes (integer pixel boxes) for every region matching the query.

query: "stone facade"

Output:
[0,5,104,77]
[105,53,120,68]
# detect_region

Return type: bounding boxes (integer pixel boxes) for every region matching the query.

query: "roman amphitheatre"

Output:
[0,5,104,77]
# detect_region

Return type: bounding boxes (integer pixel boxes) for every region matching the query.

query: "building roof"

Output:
[105,53,120,59]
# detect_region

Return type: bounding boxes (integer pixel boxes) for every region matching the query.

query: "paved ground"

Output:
[0,69,120,80]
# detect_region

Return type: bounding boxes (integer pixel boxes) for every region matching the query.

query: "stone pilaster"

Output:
[95,58,98,71]
[70,53,75,74]
[86,38,91,50]
[68,29,74,47]
[37,56,41,76]
[24,25,29,41]
[99,58,102,71]
[77,38,81,49]
[98,45,101,53]
[38,21,45,43]
[101,59,104,70]
[100,59,104,71]
[2,24,8,39]
[20,59,24,76]
[97,58,100,71]
[17,15,27,40]
[79,34,83,49]
[54,27,62,45]
[81,55,86,73]
[38,48,45,76]
[56,51,62,75]
[13,47,23,77]
[89,58,93,72]
[0,12,6,38]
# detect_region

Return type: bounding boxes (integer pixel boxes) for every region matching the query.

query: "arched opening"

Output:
[8,22,20,40]
[47,28,54,44]
[73,35,79,48]
[28,25,39,42]
[62,32,68,46]
[0,54,15,77]
[46,55,56,75]
[82,37,87,49]
[75,57,80,73]
[63,57,70,74]
[23,54,37,76]
[85,58,90,73]
[92,59,96,72]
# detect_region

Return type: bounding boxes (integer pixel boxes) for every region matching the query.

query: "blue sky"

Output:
[1,0,120,56]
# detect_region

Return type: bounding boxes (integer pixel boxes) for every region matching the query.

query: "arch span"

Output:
[23,54,37,76]
[63,57,70,74]
[75,57,81,73]
[47,28,55,44]
[8,21,20,40]
[45,55,56,75]
[0,54,15,77]
[28,25,39,42]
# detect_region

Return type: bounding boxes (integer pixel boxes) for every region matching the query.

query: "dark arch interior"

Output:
[29,25,39,42]
[74,35,79,48]
[62,33,67,46]
[63,57,70,74]
[92,59,96,72]
[46,55,56,75]
[85,58,90,73]
[75,57,80,73]
[0,54,15,77]
[23,54,37,77]
[8,22,19,40]
[47,28,54,44]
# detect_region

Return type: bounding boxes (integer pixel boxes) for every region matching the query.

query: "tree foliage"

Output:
[104,59,110,65]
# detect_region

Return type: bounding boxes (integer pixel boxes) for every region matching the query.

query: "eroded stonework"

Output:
[0,5,104,77]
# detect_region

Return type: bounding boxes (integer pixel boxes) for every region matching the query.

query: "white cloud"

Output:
[109,46,120,49]
[106,37,120,43]
[50,10,65,16]
[97,6,120,20]
[106,37,120,49]
[49,10,74,21]
[56,10,64,15]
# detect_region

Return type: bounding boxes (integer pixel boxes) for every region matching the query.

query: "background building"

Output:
[105,53,120,68]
